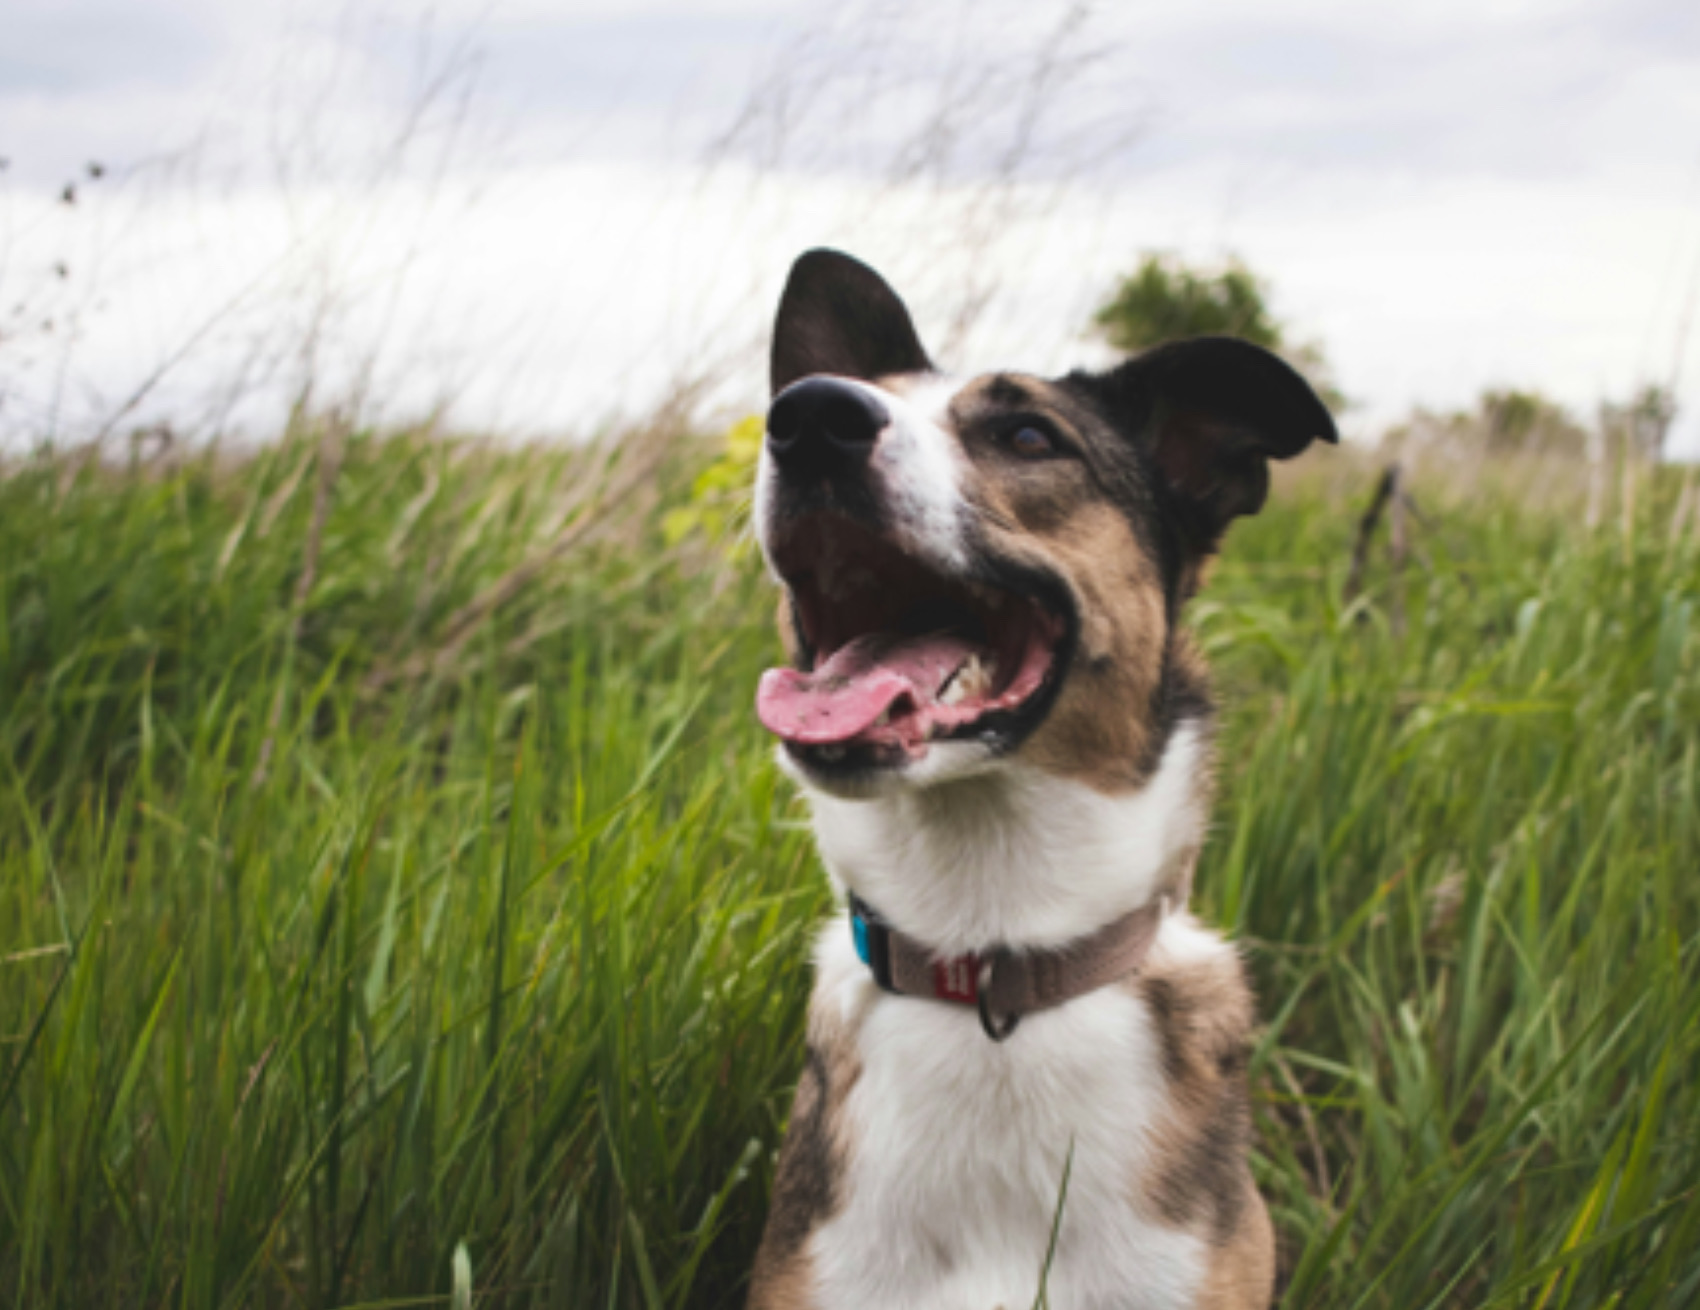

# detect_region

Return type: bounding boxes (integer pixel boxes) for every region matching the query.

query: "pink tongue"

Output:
[756,632,977,748]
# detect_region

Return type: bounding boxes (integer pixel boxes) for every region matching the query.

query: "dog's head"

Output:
[755,248,1335,800]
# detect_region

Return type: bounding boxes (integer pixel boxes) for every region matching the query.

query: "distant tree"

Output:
[1599,384,1678,462]
[1479,389,1588,457]
[1092,255,1282,352]
[1383,389,1587,461]
[1380,385,1681,463]
[1091,253,1344,410]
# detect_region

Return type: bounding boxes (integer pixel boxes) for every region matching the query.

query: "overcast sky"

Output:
[3,0,1699,453]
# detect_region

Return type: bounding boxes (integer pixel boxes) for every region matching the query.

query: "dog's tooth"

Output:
[955,654,993,700]
[873,707,892,727]
[940,654,992,706]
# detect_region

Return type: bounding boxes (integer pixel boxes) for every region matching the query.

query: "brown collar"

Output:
[848,892,1167,1042]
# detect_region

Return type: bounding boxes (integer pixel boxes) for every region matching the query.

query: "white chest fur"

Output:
[801,724,1210,956]
[808,919,1218,1310]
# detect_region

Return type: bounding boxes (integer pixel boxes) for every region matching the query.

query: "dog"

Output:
[746,249,1335,1310]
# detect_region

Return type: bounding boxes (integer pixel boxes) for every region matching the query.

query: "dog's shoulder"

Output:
[1131,918,1274,1306]
[1134,914,1258,1108]
[747,971,861,1310]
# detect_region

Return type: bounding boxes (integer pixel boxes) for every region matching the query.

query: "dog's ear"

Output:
[1081,337,1337,555]
[771,248,933,394]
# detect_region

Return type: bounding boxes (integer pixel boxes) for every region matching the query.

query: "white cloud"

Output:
[1,0,1697,454]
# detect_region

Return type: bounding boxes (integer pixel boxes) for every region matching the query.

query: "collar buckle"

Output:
[976,953,1020,1042]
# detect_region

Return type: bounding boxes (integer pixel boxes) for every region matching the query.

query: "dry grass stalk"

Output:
[1345,463,1401,605]
[1389,468,1408,638]
[1671,467,1699,547]
[1270,1051,1333,1207]
[251,419,347,787]
[362,385,702,693]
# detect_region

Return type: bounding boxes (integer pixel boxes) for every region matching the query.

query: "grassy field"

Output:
[2,426,1697,1309]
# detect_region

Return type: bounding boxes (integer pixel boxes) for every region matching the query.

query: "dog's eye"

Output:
[1007,426,1055,459]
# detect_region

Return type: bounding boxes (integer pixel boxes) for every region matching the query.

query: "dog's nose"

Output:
[767,377,888,477]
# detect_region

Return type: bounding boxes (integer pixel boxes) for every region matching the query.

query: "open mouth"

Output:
[756,514,1071,770]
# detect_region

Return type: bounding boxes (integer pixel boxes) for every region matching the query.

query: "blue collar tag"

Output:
[847,893,895,991]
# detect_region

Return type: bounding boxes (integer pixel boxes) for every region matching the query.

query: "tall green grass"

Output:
[2,432,1696,1308]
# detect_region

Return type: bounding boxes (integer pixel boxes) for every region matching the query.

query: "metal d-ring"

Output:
[977,953,1020,1042]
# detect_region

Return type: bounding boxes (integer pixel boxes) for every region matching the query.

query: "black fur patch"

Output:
[979,375,1038,410]
[1142,976,1192,1086]
[1160,1078,1252,1246]
[1061,341,1336,561]
[1133,641,1216,781]
[759,1047,838,1261]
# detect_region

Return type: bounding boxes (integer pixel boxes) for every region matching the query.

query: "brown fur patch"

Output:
[939,373,1203,795]
[747,1007,861,1309]
[1131,945,1274,1307]
[747,1254,821,1310]
[1194,1187,1276,1310]
[1007,502,1168,793]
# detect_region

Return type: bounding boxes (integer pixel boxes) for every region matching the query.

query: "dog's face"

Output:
[754,249,1335,800]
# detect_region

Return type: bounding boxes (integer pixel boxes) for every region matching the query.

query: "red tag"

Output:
[933,954,979,1003]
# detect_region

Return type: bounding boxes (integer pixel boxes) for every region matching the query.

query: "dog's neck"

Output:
[801,720,1214,955]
